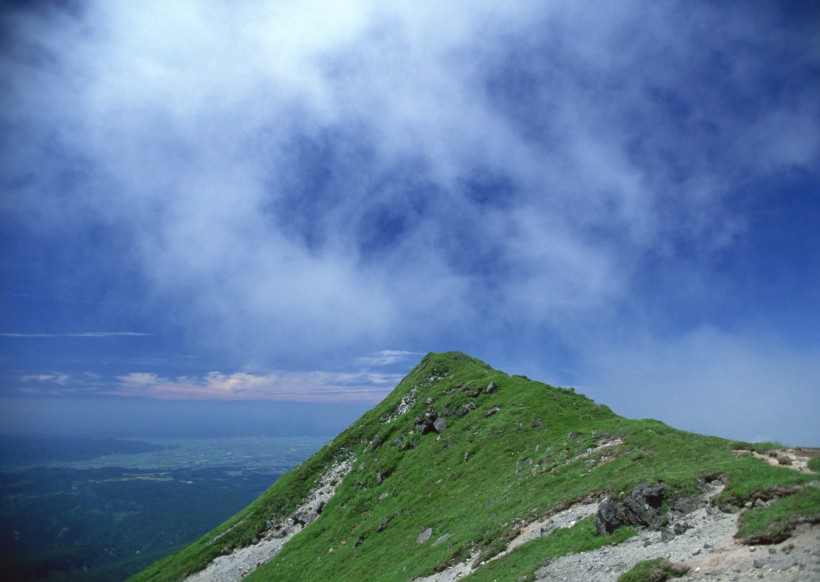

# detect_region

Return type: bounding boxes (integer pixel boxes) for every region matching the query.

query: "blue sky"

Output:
[1,1,818,444]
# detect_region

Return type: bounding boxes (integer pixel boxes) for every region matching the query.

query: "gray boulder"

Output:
[596,483,668,534]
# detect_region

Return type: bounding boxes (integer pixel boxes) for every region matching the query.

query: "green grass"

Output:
[735,486,820,544]
[808,456,820,473]
[617,558,689,582]
[131,352,819,582]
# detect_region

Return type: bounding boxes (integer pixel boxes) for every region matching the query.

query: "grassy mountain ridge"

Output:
[132,352,819,581]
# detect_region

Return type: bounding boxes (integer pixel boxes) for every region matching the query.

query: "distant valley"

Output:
[0,435,327,581]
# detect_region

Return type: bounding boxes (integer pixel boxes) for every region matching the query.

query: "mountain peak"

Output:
[134,353,819,582]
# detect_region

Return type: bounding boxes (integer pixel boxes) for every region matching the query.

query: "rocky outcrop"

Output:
[596,483,668,534]
[415,409,447,434]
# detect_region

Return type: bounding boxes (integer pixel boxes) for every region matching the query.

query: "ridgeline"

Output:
[133,352,820,581]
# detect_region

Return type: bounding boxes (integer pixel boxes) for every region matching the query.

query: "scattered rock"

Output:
[432,533,452,546]
[457,402,476,417]
[376,472,384,485]
[486,406,500,417]
[376,518,389,533]
[673,521,691,535]
[485,382,497,394]
[532,418,542,428]
[417,528,433,544]
[567,432,579,441]
[433,418,447,433]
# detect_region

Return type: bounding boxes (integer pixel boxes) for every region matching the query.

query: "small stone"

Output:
[432,533,452,546]
[486,406,500,417]
[485,382,497,394]
[417,528,432,544]
[567,432,579,441]
[673,521,691,535]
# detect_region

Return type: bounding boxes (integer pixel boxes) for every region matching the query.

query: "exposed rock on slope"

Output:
[183,459,352,582]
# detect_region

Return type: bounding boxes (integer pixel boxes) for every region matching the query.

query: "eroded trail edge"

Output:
[184,459,352,582]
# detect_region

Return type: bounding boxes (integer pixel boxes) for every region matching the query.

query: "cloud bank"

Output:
[2,1,818,441]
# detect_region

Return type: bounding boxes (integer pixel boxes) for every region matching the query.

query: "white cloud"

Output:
[2,0,817,427]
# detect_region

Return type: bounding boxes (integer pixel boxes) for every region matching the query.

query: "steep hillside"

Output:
[132,352,819,581]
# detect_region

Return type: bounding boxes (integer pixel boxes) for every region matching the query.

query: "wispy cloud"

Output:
[110,370,399,403]
[21,373,71,385]
[0,332,151,338]
[1,2,817,442]
[4,2,815,365]
[356,350,422,367]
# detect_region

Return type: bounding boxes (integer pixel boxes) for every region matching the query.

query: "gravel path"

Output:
[534,518,820,581]
[416,480,820,582]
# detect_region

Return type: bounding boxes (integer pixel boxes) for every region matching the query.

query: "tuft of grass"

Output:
[807,456,820,473]
[462,516,635,582]
[735,487,820,544]
[617,558,689,582]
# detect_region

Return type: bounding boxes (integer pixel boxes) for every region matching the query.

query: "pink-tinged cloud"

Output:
[110,370,400,403]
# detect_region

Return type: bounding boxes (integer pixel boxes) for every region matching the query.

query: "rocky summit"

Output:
[132,352,820,582]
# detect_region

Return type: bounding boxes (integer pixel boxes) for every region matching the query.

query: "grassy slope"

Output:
[133,352,818,582]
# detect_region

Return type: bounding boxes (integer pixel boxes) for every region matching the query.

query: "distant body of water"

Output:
[0,435,328,582]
